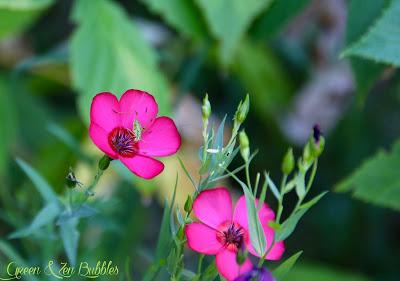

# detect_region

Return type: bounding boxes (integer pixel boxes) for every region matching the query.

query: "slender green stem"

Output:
[276,174,287,223]
[197,254,205,275]
[245,163,251,190]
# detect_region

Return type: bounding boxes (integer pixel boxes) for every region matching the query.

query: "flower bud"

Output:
[302,141,313,164]
[310,125,325,158]
[239,130,250,162]
[282,148,295,175]
[98,155,112,171]
[235,94,250,124]
[202,94,211,120]
[184,195,193,213]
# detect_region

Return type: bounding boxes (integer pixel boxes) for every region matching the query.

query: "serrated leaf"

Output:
[342,0,400,66]
[70,0,171,124]
[16,158,58,203]
[60,218,79,266]
[273,251,303,281]
[9,202,61,239]
[335,140,400,211]
[0,0,53,39]
[140,0,207,40]
[195,0,273,64]
[344,0,387,104]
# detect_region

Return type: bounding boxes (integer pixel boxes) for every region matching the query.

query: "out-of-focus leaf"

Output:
[273,251,302,281]
[140,0,207,40]
[0,0,53,39]
[0,240,40,281]
[70,0,171,124]
[9,202,61,239]
[195,0,273,64]
[252,0,311,39]
[282,263,370,281]
[155,175,177,261]
[344,0,387,104]
[0,77,17,173]
[335,140,400,211]
[59,218,79,266]
[57,204,98,225]
[16,158,59,203]
[232,40,292,119]
[342,0,400,66]
[200,261,218,281]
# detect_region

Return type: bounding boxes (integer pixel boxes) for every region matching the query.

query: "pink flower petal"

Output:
[89,123,117,159]
[233,196,275,230]
[193,187,233,229]
[216,249,253,281]
[90,92,120,132]
[138,117,181,157]
[234,196,284,260]
[185,222,222,255]
[119,89,158,131]
[120,155,164,179]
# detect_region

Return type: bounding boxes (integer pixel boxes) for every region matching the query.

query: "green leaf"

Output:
[282,263,370,281]
[252,0,311,39]
[200,261,218,281]
[0,0,53,39]
[16,158,59,203]
[344,0,387,104]
[335,140,400,211]
[57,204,98,225]
[273,251,303,281]
[0,240,40,281]
[60,218,80,266]
[9,202,61,239]
[195,0,273,64]
[140,0,207,40]
[70,0,171,124]
[299,191,328,210]
[295,173,305,199]
[0,77,17,173]
[266,173,280,201]
[341,0,400,66]
[231,39,292,119]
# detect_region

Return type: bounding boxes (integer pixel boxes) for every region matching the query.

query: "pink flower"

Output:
[185,188,285,281]
[89,89,181,179]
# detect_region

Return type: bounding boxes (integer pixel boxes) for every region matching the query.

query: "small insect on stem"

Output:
[132,119,143,142]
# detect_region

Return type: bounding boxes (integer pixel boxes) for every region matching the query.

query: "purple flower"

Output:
[234,267,276,281]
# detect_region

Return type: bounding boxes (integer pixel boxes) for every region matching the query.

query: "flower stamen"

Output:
[108,127,138,157]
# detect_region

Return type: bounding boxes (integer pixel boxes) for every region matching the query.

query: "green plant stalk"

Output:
[276,174,287,223]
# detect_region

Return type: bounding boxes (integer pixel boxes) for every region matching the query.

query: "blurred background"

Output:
[0,0,399,280]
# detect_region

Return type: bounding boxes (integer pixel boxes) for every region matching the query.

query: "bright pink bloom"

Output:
[185,188,285,281]
[89,89,181,179]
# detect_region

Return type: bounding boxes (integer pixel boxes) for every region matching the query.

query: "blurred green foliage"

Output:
[0,0,399,280]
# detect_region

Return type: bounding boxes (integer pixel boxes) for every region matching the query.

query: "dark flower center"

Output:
[108,127,138,157]
[217,222,246,251]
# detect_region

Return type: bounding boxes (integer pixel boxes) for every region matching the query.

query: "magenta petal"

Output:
[216,249,253,281]
[185,222,222,255]
[89,123,117,159]
[193,187,233,229]
[119,89,158,130]
[137,117,181,157]
[90,92,120,132]
[233,196,275,231]
[265,240,285,260]
[120,155,164,179]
